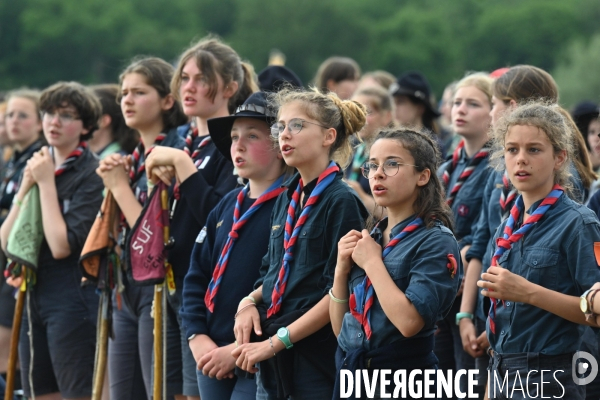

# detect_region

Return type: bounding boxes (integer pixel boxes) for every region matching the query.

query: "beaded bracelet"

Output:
[233,302,256,320]
[12,197,23,208]
[328,288,348,303]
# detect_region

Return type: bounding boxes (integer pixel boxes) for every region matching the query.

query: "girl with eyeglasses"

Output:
[330,128,460,399]
[1,82,104,399]
[232,88,368,399]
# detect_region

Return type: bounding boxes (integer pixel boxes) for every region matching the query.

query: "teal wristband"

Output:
[455,312,474,326]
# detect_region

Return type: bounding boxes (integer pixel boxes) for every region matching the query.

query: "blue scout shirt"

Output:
[437,148,492,247]
[487,194,600,355]
[467,167,588,320]
[169,134,238,280]
[257,169,368,315]
[337,216,461,352]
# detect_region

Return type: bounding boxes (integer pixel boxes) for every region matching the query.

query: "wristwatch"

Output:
[276,327,293,349]
[455,312,474,326]
[187,334,197,342]
[580,289,594,318]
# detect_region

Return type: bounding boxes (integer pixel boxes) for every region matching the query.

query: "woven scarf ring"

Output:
[349,217,424,340]
[204,176,286,312]
[487,184,564,334]
[442,140,492,206]
[267,161,340,318]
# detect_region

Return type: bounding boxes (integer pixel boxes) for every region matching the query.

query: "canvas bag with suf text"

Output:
[125,181,169,285]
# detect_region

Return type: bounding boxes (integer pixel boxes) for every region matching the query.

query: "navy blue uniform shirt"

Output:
[257,170,368,315]
[337,216,461,352]
[438,147,493,247]
[169,133,238,280]
[181,187,277,344]
[487,194,600,355]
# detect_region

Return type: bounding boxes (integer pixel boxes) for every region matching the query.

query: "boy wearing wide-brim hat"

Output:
[182,91,290,399]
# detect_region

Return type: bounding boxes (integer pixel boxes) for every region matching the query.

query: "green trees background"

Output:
[1,0,600,107]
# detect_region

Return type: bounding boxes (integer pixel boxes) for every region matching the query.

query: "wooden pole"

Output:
[5,271,26,400]
[91,291,109,400]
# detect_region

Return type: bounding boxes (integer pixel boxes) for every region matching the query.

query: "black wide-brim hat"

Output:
[389,71,441,118]
[207,91,276,161]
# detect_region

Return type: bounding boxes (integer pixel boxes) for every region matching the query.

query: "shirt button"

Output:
[501,330,505,335]
[358,333,362,338]
[533,260,538,265]
[506,302,511,307]
[303,232,306,236]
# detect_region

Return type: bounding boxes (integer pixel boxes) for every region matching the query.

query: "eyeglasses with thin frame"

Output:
[42,111,81,125]
[270,118,329,138]
[361,159,418,179]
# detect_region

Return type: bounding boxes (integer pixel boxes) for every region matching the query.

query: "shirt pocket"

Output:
[269,225,285,269]
[453,200,480,237]
[298,223,325,267]
[523,247,559,290]
[386,256,411,292]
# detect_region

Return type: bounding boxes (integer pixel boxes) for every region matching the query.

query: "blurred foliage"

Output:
[1,0,599,104]
[553,34,600,108]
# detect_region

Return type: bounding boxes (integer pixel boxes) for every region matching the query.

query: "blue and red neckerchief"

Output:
[499,171,518,220]
[183,121,212,168]
[488,184,564,334]
[349,217,424,340]
[267,161,340,318]
[442,140,491,206]
[204,176,286,312]
[129,133,167,184]
[55,142,87,176]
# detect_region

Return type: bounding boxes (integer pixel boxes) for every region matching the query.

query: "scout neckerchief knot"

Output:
[488,184,564,334]
[499,171,518,220]
[129,133,167,183]
[349,217,424,340]
[183,121,212,167]
[204,176,286,312]
[442,140,491,206]
[267,161,340,318]
[55,142,87,176]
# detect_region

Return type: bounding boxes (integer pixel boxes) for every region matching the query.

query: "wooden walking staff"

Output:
[5,269,27,400]
[153,186,170,400]
[79,191,120,400]
[4,185,44,399]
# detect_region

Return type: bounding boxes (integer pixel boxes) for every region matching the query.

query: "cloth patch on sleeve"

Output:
[196,227,207,243]
[594,243,600,266]
[447,254,458,279]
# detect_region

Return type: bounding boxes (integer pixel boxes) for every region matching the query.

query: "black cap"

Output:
[207,92,275,161]
[572,100,600,136]
[389,71,440,117]
[258,66,303,92]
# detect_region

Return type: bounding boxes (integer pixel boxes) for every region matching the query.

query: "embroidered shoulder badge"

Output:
[594,243,600,266]
[447,254,458,279]
[196,227,207,243]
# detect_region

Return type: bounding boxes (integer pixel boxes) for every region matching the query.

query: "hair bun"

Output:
[328,93,367,136]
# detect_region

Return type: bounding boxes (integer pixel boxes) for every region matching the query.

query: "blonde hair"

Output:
[454,72,494,105]
[271,87,367,168]
[490,101,574,193]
